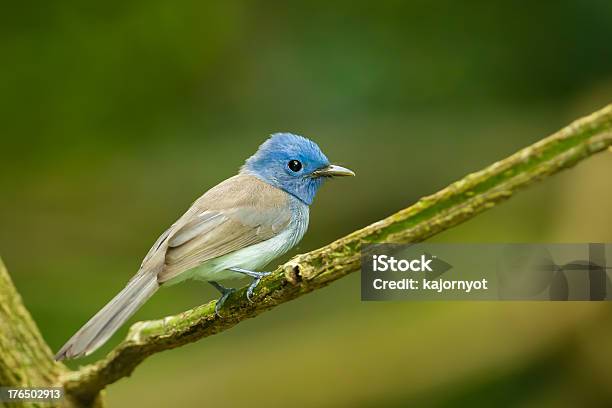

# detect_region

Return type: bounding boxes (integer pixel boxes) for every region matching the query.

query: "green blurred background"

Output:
[2,1,612,407]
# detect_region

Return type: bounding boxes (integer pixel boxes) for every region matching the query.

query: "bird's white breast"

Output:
[171,196,309,283]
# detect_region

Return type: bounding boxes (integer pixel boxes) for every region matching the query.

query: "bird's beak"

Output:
[311,164,355,178]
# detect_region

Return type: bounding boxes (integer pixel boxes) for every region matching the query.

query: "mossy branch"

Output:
[13,105,612,405]
[0,259,105,408]
[61,104,612,401]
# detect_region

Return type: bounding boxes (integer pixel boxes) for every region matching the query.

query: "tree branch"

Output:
[0,260,59,386]
[0,259,104,407]
[62,105,612,402]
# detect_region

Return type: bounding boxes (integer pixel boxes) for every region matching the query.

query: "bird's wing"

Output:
[150,174,292,283]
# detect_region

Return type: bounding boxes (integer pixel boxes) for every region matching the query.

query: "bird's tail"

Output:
[54,271,159,361]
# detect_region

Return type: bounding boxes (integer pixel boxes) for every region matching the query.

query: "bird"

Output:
[55,133,354,361]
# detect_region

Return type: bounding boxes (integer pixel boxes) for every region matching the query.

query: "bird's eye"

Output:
[288,159,302,172]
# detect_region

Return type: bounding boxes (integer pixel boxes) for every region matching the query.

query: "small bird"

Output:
[55,133,354,360]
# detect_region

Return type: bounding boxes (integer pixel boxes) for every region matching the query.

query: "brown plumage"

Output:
[55,175,292,360]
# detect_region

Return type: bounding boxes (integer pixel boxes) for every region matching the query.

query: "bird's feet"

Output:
[229,267,273,302]
[210,269,272,317]
[209,281,237,317]
[246,272,272,301]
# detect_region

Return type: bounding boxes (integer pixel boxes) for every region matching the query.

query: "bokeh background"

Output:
[2,1,612,407]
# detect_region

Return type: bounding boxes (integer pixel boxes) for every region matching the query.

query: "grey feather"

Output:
[54,270,158,360]
[157,175,291,282]
[55,174,294,360]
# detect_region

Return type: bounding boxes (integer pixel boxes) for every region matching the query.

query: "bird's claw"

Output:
[246,272,272,302]
[210,281,237,318]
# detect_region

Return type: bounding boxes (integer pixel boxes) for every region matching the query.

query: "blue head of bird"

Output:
[241,133,355,205]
